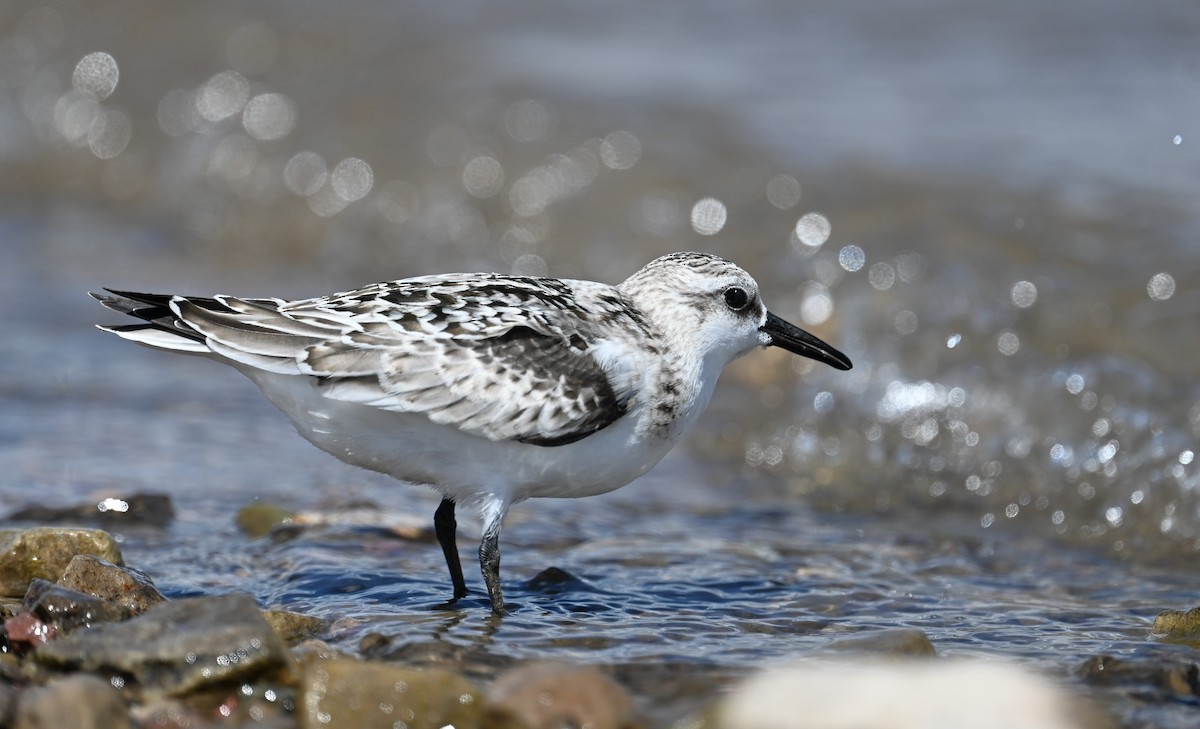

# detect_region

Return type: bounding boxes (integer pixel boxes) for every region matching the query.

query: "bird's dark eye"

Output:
[724,286,750,311]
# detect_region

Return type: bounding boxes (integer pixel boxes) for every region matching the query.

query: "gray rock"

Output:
[0,528,122,597]
[14,674,130,729]
[22,578,133,634]
[6,493,174,528]
[57,555,165,615]
[0,682,15,728]
[33,593,289,699]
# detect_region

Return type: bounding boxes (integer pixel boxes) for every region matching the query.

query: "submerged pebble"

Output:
[821,628,937,657]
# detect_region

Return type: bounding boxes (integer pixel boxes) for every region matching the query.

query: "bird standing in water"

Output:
[93,252,851,613]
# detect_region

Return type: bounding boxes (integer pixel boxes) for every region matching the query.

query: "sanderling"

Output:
[92,251,851,613]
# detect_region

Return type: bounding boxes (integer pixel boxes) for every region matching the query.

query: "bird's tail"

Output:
[90,289,212,354]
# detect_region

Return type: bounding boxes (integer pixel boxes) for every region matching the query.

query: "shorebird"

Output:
[93,251,851,612]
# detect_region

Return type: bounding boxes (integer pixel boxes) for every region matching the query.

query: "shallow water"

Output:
[2,0,1200,725]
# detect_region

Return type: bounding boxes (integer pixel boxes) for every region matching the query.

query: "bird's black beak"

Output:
[760,311,852,370]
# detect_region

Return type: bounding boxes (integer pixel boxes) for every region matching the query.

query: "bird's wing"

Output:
[171,274,646,446]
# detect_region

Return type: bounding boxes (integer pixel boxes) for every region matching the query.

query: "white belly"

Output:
[241,368,682,506]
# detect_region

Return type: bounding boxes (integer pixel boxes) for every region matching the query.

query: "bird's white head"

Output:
[619,252,852,372]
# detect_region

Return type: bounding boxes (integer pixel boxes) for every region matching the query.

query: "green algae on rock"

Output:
[0,528,123,597]
[1151,607,1200,647]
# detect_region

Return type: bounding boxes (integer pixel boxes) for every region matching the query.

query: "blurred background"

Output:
[2,0,1199,723]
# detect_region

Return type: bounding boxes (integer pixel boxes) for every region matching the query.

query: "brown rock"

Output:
[488,661,639,729]
[0,528,122,597]
[1151,606,1200,647]
[33,594,289,699]
[263,608,327,645]
[57,555,165,614]
[823,628,937,657]
[14,674,131,729]
[299,658,491,729]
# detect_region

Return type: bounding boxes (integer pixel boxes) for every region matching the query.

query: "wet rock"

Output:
[717,660,1111,729]
[299,658,492,729]
[526,566,591,594]
[1151,606,1200,647]
[358,632,392,656]
[823,628,938,657]
[14,674,131,729]
[57,555,165,615]
[488,661,639,729]
[263,608,326,645]
[4,611,56,650]
[0,528,123,597]
[0,682,14,728]
[22,578,133,634]
[236,504,297,538]
[34,593,289,699]
[7,493,174,528]
[1078,654,1200,699]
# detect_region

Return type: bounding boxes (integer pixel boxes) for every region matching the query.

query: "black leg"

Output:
[434,497,468,600]
[479,520,505,614]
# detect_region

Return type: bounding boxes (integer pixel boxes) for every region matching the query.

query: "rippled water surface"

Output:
[2,0,1199,726]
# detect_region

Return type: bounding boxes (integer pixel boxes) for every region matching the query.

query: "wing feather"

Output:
[97,275,648,446]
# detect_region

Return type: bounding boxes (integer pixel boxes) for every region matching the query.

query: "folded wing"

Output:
[93,278,640,446]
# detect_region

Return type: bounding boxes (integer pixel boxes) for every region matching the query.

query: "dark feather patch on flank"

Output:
[485,326,629,447]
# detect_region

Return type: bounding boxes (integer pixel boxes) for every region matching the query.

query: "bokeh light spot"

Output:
[196,71,250,122]
[1011,280,1038,308]
[1147,272,1175,301]
[794,212,831,248]
[599,130,641,170]
[997,330,1020,356]
[690,197,727,235]
[72,52,119,100]
[868,262,895,290]
[242,93,296,141]
[283,151,327,197]
[765,174,802,209]
[88,109,131,159]
[838,244,865,272]
[462,155,505,198]
[331,158,374,202]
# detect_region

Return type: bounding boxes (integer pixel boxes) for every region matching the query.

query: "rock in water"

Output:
[33,594,288,698]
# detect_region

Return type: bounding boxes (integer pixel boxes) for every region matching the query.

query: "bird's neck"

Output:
[633,336,724,444]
